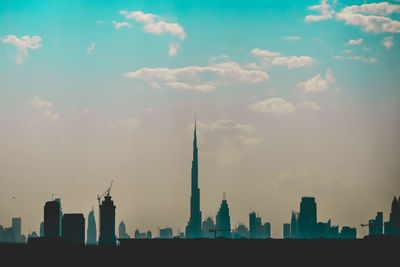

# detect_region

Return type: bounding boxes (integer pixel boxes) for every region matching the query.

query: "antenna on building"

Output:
[223,192,226,201]
[51,193,55,200]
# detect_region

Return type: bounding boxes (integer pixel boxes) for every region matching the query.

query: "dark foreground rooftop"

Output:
[1,236,399,267]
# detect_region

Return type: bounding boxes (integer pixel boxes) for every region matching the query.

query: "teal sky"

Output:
[0,0,399,238]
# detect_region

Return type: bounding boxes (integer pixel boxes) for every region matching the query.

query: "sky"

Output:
[0,0,399,238]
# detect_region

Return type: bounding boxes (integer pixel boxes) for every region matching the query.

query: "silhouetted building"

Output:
[369,212,383,236]
[62,213,85,244]
[134,229,146,239]
[55,198,63,236]
[146,231,152,239]
[119,221,130,239]
[159,227,173,239]
[186,118,202,239]
[216,194,231,238]
[86,209,97,245]
[99,194,116,245]
[249,212,270,239]
[298,197,317,239]
[12,218,22,243]
[283,223,291,239]
[3,227,14,243]
[44,200,61,238]
[232,223,249,239]
[28,231,38,239]
[264,222,271,238]
[202,217,215,238]
[0,225,4,242]
[384,196,400,235]
[40,221,44,237]
[340,226,356,239]
[290,211,299,238]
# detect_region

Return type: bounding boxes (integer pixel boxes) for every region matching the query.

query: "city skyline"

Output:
[1,0,400,239]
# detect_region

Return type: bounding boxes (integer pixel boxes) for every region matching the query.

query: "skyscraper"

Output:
[118,220,130,239]
[62,213,85,244]
[216,193,231,238]
[298,197,317,239]
[44,200,61,238]
[185,117,202,239]
[290,211,299,239]
[99,194,116,245]
[384,196,400,235]
[283,223,291,239]
[11,218,21,243]
[86,208,97,245]
[202,217,215,238]
[368,212,383,236]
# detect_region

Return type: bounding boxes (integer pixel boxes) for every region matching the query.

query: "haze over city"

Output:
[1,0,399,239]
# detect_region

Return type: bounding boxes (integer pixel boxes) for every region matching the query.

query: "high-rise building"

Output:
[290,211,299,239]
[119,221,130,239]
[62,213,85,244]
[186,117,202,239]
[146,231,152,239]
[384,196,400,235]
[340,226,356,239]
[202,217,215,238]
[298,197,317,239]
[159,227,173,239]
[216,194,231,238]
[86,209,97,245]
[12,218,21,243]
[264,222,271,238]
[368,212,383,236]
[39,221,44,237]
[283,223,291,239]
[99,195,116,245]
[134,229,146,239]
[232,224,249,239]
[54,198,62,236]
[44,200,61,238]
[249,212,257,239]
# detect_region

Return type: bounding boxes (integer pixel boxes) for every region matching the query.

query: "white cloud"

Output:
[209,54,229,62]
[2,35,42,64]
[297,69,335,93]
[32,96,52,108]
[343,49,352,54]
[112,21,131,29]
[271,56,315,69]
[116,118,140,130]
[251,48,281,57]
[305,0,334,22]
[237,135,263,146]
[87,43,95,54]
[283,36,302,41]
[120,10,186,40]
[31,97,59,120]
[124,61,269,92]
[168,43,179,56]
[334,55,344,59]
[165,82,215,92]
[44,110,59,120]
[250,98,296,115]
[382,36,394,49]
[96,20,104,24]
[336,3,400,33]
[347,56,377,63]
[348,38,363,45]
[298,100,321,110]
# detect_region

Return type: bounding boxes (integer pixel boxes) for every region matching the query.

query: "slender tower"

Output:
[185,116,202,238]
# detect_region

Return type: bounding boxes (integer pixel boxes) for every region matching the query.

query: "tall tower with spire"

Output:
[185,116,202,238]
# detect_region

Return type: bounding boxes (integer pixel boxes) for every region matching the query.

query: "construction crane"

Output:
[97,180,113,205]
[210,227,230,239]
